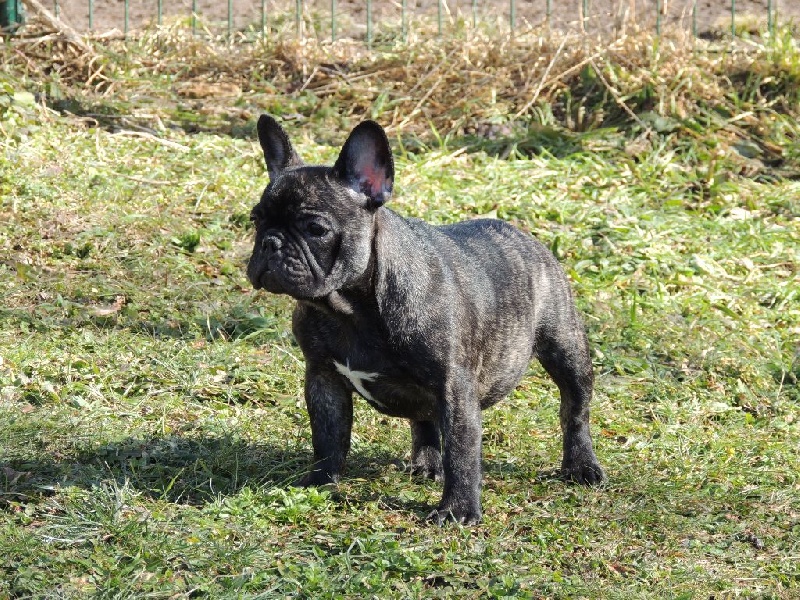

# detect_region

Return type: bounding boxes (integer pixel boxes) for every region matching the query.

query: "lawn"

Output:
[1,22,799,598]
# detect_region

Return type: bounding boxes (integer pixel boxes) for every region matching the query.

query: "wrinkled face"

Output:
[247,167,375,300]
[247,115,394,300]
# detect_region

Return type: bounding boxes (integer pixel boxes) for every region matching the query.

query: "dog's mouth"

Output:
[249,269,289,295]
[248,254,295,293]
[249,265,329,302]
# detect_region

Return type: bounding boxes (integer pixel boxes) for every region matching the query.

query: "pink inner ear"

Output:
[358,162,385,196]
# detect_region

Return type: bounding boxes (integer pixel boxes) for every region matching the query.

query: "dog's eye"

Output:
[306,222,328,237]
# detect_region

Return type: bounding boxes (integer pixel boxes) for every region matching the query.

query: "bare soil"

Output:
[46,0,800,38]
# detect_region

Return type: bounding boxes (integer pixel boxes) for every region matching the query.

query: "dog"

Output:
[246,115,605,525]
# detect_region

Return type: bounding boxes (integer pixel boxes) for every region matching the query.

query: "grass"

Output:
[1,21,799,599]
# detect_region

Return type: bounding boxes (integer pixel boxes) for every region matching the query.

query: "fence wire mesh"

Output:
[4,0,798,41]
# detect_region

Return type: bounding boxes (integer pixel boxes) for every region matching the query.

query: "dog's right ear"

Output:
[333,120,394,208]
[257,115,304,181]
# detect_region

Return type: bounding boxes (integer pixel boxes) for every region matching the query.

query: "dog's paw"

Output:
[410,449,444,482]
[425,501,482,526]
[411,462,444,482]
[562,459,605,486]
[294,470,338,488]
[426,507,482,527]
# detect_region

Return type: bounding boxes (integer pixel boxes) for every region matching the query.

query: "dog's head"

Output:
[247,115,394,300]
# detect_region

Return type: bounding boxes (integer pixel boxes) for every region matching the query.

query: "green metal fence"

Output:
[4,0,793,41]
[0,0,25,32]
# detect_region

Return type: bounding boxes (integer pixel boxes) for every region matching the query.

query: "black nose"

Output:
[262,235,282,253]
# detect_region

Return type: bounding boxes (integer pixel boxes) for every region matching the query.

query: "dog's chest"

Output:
[329,351,437,420]
[295,304,438,419]
[333,360,382,406]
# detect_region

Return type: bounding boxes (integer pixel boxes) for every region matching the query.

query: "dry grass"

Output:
[3,16,799,144]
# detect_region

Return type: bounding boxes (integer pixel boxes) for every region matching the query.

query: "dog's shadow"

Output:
[2,433,563,522]
[0,435,420,510]
[2,435,307,506]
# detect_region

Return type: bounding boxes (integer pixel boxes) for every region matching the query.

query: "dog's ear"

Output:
[257,115,304,181]
[333,120,394,208]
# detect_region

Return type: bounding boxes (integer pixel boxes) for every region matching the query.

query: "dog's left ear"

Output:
[333,120,394,208]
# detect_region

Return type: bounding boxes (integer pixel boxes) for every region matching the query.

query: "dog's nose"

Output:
[262,235,282,253]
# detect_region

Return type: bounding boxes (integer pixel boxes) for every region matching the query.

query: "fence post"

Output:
[656,0,661,35]
[767,0,772,36]
[262,0,267,40]
[367,0,372,45]
[295,0,301,37]
[546,0,551,30]
[192,0,197,35]
[730,0,735,36]
[331,0,336,41]
[227,0,233,38]
[509,0,515,31]
[581,0,588,33]
[402,0,407,41]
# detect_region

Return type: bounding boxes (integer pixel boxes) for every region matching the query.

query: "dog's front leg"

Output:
[296,365,353,487]
[428,374,483,525]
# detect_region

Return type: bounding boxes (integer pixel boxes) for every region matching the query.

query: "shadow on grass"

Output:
[437,125,586,159]
[45,95,251,138]
[1,435,302,506]
[0,302,290,346]
[44,92,589,161]
[0,434,406,508]
[0,432,565,521]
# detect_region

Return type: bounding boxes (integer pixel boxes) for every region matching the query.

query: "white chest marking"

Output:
[333,360,384,408]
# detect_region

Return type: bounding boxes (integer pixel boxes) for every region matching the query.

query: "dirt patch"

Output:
[44,0,800,38]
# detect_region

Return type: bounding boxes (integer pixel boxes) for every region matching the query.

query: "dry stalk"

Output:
[589,56,648,130]
[22,0,95,57]
[514,34,572,119]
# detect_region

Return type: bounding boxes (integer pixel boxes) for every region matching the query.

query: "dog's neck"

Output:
[325,289,356,315]
[319,212,383,317]
[329,257,378,313]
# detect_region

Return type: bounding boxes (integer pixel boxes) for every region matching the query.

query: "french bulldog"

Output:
[247,115,605,525]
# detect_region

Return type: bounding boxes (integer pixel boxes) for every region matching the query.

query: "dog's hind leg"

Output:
[410,420,443,482]
[536,324,605,485]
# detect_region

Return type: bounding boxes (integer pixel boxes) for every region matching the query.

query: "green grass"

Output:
[1,32,800,598]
